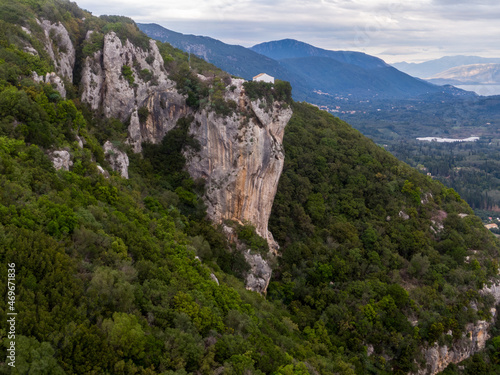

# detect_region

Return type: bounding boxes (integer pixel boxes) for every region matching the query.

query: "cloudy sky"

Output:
[76,0,500,63]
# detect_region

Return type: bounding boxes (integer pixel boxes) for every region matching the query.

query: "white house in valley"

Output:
[253,73,275,84]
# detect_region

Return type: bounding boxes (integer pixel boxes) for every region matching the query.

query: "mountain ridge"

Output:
[250,38,389,69]
[428,63,500,85]
[393,55,500,79]
[138,23,452,100]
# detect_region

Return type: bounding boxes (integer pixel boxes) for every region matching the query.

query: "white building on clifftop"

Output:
[253,73,275,84]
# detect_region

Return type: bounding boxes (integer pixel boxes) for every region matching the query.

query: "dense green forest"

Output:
[384,139,500,214]
[1,0,500,374]
[307,93,500,214]
[268,103,500,374]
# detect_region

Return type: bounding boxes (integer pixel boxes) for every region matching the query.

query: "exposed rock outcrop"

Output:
[210,273,219,285]
[399,210,410,221]
[32,71,66,98]
[244,250,272,294]
[128,90,188,153]
[103,141,129,179]
[50,150,72,171]
[97,165,110,178]
[416,281,500,374]
[80,32,187,152]
[482,281,500,303]
[185,78,293,253]
[417,321,491,374]
[37,19,75,82]
[79,33,291,293]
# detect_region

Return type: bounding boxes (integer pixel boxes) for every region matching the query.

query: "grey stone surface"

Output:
[103,141,129,179]
[79,32,188,152]
[244,250,272,294]
[51,150,72,171]
[37,19,75,81]
[185,78,292,254]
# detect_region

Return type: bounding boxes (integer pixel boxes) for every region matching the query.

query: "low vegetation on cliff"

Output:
[1,1,500,374]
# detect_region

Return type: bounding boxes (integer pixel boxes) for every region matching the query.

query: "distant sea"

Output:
[455,85,500,96]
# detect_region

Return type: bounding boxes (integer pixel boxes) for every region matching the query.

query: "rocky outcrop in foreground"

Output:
[186,78,292,253]
[77,29,292,292]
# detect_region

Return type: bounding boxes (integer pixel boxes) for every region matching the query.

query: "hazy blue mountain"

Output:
[393,55,500,79]
[139,24,454,100]
[251,38,388,70]
[137,23,294,82]
[252,39,447,99]
[427,63,500,85]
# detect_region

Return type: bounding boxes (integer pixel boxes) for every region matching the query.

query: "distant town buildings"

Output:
[485,223,499,230]
[253,73,275,84]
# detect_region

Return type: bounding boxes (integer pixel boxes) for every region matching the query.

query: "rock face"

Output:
[417,321,491,375]
[416,282,500,374]
[80,32,187,152]
[32,71,67,98]
[186,78,293,253]
[50,150,72,171]
[78,32,292,293]
[37,19,75,82]
[28,19,76,97]
[244,251,272,294]
[97,165,110,178]
[103,141,129,179]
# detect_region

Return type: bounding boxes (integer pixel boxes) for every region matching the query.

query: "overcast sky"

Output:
[76,0,500,63]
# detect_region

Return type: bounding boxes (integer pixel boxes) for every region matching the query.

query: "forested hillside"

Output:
[1,1,500,374]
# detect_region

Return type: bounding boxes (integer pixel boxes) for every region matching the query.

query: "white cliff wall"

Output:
[79,29,292,292]
[80,32,188,153]
[185,78,293,252]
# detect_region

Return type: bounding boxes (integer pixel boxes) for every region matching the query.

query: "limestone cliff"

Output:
[417,320,492,374]
[80,31,187,153]
[37,19,75,82]
[24,18,76,97]
[185,78,292,253]
[78,30,292,292]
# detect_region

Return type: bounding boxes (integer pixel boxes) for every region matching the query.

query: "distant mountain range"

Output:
[137,23,295,84]
[393,56,500,79]
[427,63,500,86]
[250,39,388,70]
[138,23,459,101]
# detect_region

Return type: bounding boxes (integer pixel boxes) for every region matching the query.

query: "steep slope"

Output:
[0,1,317,373]
[1,1,500,374]
[393,56,500,79]
[269,102,500,374]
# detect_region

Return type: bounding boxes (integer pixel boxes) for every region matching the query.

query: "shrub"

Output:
[121,65,134,85]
